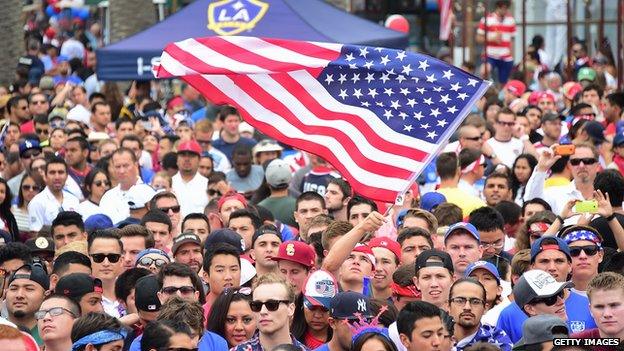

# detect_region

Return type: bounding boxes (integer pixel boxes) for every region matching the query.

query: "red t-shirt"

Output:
[572,328,618,351]
[303,331,326,350]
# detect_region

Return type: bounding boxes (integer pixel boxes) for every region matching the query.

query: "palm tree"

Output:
[0,0,24,86]
[109,0,157,43]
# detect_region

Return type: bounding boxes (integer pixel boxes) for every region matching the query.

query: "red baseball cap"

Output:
[177,140,202,155]
[528,91,542,105]
[504,80,526,97]
[538,91,556,103]
[352,244,376,269]
[391,282,421,298]
[166,96,184,110]
[369,236,401,261]
[272,240,316,268]
[217,191,248,212]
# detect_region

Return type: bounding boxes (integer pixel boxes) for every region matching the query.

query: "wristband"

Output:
[556,215,565,223]
[606,213,617,222]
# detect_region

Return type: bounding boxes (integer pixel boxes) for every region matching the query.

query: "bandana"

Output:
[461,155,486,174]
[562,230,602,247]
[72,329,128,351]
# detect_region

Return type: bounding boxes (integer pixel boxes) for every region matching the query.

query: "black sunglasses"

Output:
[21,185,41,191]
[531,290,565,306]
[207,189,221,196]
[569,158,597,166]
[94,180,111,187]
[161,286,196,295]
[569,245,600,257]
[158,205,181,214]
[138,256,168,267]
[463,136,482,141]
[250,299,291,312]
[90,253,121,263]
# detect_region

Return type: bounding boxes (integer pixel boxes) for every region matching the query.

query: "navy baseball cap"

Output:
[420,192,447,212]
[613,130,624,147]
[134,275,161,312]
[415,249,454,275]
[9,263,50,291]
[205,229,245,253]
[465,261,501,284]
[444,222,480,243]
[329,291,373,319]
[19,139,41,157]
[530,236,571,263]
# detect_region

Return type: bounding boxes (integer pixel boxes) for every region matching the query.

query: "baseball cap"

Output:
[513,315,569,351]
[391,282,420,298]
[84,214,113,233]
[166,96,184,110]
[134,275,161,312]
[204,229,245,253]
[369,237,401,261]
[253,139,283,155]
[528,91,542,105]
[178,140,202,155]
[561,81,582,100]
[420,192,446,212]
[513,269,572,310]
[583,120,607,144]
[614,130,624,147]
[330,291,373,319]
[415,249,454,275]
[8,263,49,291]
[239,122,254,136]
[25,237,54,254]
[265,159,292,189]
[251,226,282,247]
[530,236,571,263]
[19,139,41,157]
[66,106,91,125]
[538,91,556,103]
[135,248,170,264]
[55,273,103,301]
[577,67,597,82]
[172,232,201,256]
[444,222,480,243]
[302,269,338,309]
[541,112,561,123]
[272,240,316,268]
[504,80,526,97]
[39,76,55,90]
[127,183,157,210]
[217,192,248,212]
[464,261,501,284]
[48,106,68,121]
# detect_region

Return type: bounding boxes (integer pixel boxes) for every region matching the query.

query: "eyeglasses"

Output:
[496,121,515,127]
[34,307,76,320]
[138,256,168,268]
[158,205,181,214]
[569,245,600,257]
[161,286,196,295]
[207,189,222,196]
[569,158,597,166]
[90,253,121,263]
[531,290,565,306]
[94,180,111,187]
[250,299,291,312]
[21,185,41,191]
[481,241,505,250]
[21,151,41,159]
[449,297,484,307]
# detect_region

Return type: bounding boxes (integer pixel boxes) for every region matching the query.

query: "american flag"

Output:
[155,36,489,202]
[439,0,453,41]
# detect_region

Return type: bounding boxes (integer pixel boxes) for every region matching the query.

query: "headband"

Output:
[562,230,601,247]
[72,329,128,351]
[461,155,486,174]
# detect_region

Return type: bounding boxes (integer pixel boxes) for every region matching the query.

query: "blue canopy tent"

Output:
[96,0,408,81]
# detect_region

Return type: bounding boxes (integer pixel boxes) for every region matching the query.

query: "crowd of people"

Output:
[1,1,624,351]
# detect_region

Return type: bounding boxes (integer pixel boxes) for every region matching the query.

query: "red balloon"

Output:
[385,14,410,33]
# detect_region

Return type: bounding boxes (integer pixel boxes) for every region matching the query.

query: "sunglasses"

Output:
[196,139,211,145]
[21,151,41,159]
[463,136,482,141]
[208,189,222,196]
[34,307,76,320]
[531,290,565,306]
[94,180,111,187]
[158,205,181,214]
[31,100,47,105]
[569,245,600,257]
[569,158,597,166]
[138,256,168,268]
[250,299,291,312]
[90,253,121,263]
[36,128,49,134]
[161,286,196,295]
[21,185,41,191]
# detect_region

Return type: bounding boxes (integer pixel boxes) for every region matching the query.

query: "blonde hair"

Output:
[253,272,295,302]
[587,272,624,302]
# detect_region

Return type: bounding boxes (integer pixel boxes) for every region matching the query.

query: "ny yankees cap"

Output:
[330,291,373,319]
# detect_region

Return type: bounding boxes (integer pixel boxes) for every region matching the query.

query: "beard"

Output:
[13,310,27,318]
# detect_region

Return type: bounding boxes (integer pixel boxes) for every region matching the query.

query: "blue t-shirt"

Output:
[496,290,597,343]
[313,343,330,351]
[213,137,257,162]
[130,331,228,351]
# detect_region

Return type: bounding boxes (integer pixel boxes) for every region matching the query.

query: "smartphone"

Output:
[575,200,598,213]
[554,144,575,156]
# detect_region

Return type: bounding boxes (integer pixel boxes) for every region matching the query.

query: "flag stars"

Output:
[406,98,417,107]
[386,68,396,76]
[416,87,426,94]
[324,74,334,85]
[468,78,478,87]
[351,73,361,83]
[338,89,348,100]
[361,101,370,107]
[353,88,363,99]
[433,86,442,92]
[439,94,451,104]
[396,51,407,61]
[345,53,355,62]
[437,119,448,127]
[418,59,429,70]
[403,124,413,132]
[457,92,468,100]
[365,73,375,83]
[380,73,391,83]
[383,109,394,120]
[338,74,347,84]
[423,97,433,105]
[447,105,458,114]
[430,108,441,118]
[401,64,413,75]
[450,82,461,91]
[442,70,454,80]
[390,100,401,109]
[383,88,394,96]
[421,123,430,129]
[348,63,357,69]
[399,87,410,96]
[368,88,378,98]
[380,55,390,65]
[413,111,424,120]
[426,74,437,83]
[396,75,407,83]
[376,101,385,107]
[398,111,408,120]
[359,47,369,58]
[363,61,374,69]
[427,131,438,139]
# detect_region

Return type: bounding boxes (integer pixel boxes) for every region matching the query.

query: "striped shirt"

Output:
[477,13,516,61]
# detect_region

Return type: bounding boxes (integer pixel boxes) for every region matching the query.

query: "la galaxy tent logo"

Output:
[208,0,269,35]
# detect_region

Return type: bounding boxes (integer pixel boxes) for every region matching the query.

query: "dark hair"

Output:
[352,332,398,351]
[0,242,32,266]
[515,211,556,251]
[328,178,352,199]
[141,209,173,232]
[208,171,227,184]
[218,106,240,122]
[66,136,89,151]
[121,134,143,150]
[119,224,155,249]
[150,191,179,210]
[0,178,14,225]
[88,92,106,104]
[44,293,81,317]
[82,168,108,199]
[458,148,482,170]
[296,191,326,211]
[71,312,124,351]
[33,114,49,125]
[114,268,152,305]
[433,203,464,227]
[594,170,624,207]
[603,251,624,275]
[397,227,434,248]
[17,171,44,208]
[52,211,85,235]
[510,154,537,199]
[7,95,27,115]
[52,251,91,276]
[494,201,522,226]
[87,230,123,253]
[582,84,604,99]
[272,345,306,351]
[346,195,378,219]
[228,208,261,228]
[232,144,253,159]
[468,206,504,232]
[157,262,206,304]
[45,156,68,174]
[206,289,252,344]
[181,213,210,233]
[111,147,138,164]
[436,152,458,180]
[203,243,241,273]
[449,277,487,302]
[606,92,624,109]
[397,301,442,339]
[485,172,512,190]
[115,117,134,130]
[522,198,552,217]
[141,319,193,351]
[90,101,110,114]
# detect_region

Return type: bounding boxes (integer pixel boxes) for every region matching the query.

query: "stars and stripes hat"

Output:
[302,269,338,309]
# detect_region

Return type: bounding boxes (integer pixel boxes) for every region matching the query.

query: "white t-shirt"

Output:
[172,172,208,218]
[486,137,524,168]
